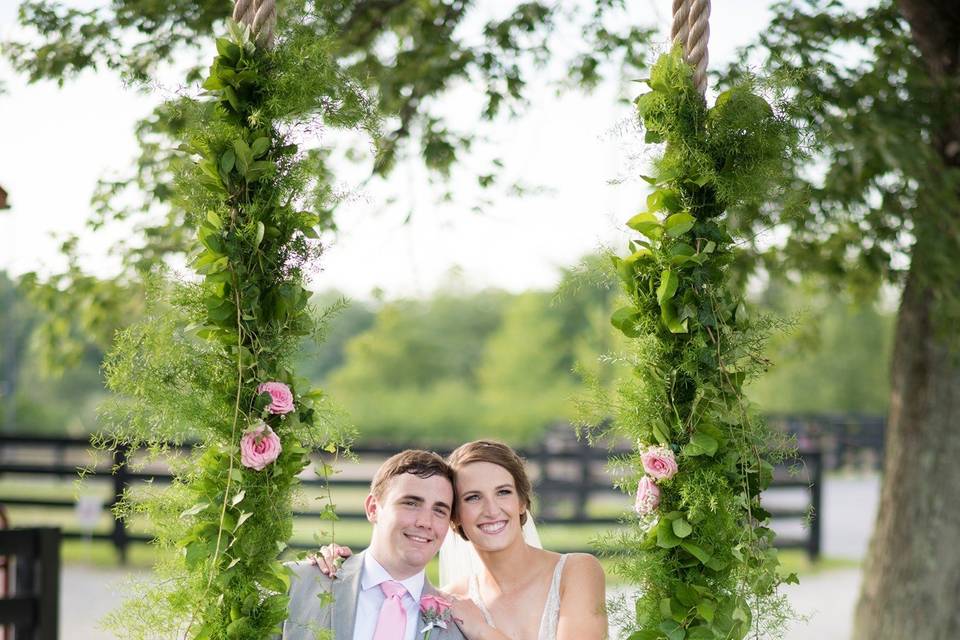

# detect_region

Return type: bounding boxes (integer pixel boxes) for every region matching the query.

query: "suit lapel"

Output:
[331,551,364,640]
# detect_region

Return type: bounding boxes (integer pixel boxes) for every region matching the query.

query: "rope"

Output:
[670,0,710,96]
[670,0,690,52]
[686,0,710,96]
[233,0,276,49]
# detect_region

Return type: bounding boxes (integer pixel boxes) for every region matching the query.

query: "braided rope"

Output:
[686,0,710,95]
[233,0,276,49]
[670,0,710,96]
[670,0,690,51]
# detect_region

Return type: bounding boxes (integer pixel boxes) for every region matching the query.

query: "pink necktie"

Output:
[373,580,408,640]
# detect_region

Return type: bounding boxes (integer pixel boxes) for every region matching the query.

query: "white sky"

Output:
[0,1,836,301]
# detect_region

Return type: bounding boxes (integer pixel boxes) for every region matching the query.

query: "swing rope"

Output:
[671,0,711,96]
[233,0,277,49]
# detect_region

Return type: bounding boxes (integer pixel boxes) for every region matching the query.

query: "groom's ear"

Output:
[364,493,379,523]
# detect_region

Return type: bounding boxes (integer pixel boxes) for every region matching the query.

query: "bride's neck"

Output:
[475,540,540,590]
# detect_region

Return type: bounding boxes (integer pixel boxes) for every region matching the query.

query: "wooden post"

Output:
[111,444,130,564]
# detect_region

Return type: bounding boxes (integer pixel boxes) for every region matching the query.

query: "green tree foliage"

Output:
[0,271,108,434]
[747,278,894,415]
[718,4,960,635]
[719,0,958,297]
[477,291,574,442]
[326,288,508,443]
[4,0,654,373]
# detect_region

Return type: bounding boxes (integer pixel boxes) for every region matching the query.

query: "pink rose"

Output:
[641,446,678,481]
[420,594,454,638]
[257,381,295,415]
[634,475,661,515]
[240,422,282,471]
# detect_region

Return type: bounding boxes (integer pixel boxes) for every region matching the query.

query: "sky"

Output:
[0,1,791,301]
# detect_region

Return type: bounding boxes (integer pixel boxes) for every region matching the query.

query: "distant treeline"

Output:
[0,262,894,443]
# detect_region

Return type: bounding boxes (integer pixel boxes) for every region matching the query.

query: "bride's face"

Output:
[454,461,526,552]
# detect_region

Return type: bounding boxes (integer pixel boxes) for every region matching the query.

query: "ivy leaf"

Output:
[668,243,695,266]
[683,432,719,457]
[235,511,253,531]
[657,518,682,548]
[658,619,686,640]
[665,212,695,238]
[611,306,643,338]
[656,269,679,304]
[180,502,210,518]
[696,599,716,622]
[672,517,693,538]
[681,541,712,565]
[223,85,242,111]
[674,583,699,607]
[626,212,662,240]
[660,301,688,334]
[250,137,270,158]
[647,188,682,213]
[233,139,253,175]
[319,504,339,521]
[219,149,236,174]
[185,541,211,568]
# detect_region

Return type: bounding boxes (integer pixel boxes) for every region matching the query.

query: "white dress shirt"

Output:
[353,552,426,640]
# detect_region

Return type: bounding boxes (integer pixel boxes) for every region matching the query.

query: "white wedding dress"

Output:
[439,521,567,640]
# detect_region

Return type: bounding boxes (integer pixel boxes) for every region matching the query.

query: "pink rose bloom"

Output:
[419,594,452,617]
[420,594,454,637]
[240,422,282,471]
[641,445,678,481]
[257,381,295,415]
[634,475,661,515]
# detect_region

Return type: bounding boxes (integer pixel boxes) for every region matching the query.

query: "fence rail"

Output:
[0,434,821,561]
[0,527,60,640]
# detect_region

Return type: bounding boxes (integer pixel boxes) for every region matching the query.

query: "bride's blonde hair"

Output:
[447,439,533,540]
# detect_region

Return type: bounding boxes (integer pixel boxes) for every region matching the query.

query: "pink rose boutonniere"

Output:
[640,445,678,481]
[257,381,295,415]
[240,422,282,471]
[634,475,661,516]
[419,594,454,640]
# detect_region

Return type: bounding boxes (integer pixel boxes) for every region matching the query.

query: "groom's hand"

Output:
[309,544,352,578]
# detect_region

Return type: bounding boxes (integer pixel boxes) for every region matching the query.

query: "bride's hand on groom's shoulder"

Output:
[309,543,353,578]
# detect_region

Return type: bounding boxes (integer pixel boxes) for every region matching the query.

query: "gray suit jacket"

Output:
[281,551,466,640]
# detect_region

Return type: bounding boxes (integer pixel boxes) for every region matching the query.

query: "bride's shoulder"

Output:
[440,576,470,597]
[558,553,604,588]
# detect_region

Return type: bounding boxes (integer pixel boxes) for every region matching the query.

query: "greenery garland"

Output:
[97,18,375,640]
[598,46,805,640]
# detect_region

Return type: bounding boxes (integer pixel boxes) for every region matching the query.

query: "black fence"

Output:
[0,527,60,640]
[0,434,821,561]
[768,414,885,471]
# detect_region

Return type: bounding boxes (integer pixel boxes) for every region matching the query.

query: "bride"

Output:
[314,439,607,640]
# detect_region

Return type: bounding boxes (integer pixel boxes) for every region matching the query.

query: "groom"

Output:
[282,449,465,640]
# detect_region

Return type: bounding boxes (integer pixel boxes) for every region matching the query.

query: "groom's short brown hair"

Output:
[370,449,454,501]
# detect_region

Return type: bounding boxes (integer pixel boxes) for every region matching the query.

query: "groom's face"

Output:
[365,472,453,579]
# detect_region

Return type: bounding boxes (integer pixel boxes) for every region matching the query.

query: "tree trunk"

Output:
[853,2,960,638]
[852,260,960,639]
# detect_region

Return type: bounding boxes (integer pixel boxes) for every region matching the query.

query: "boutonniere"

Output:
[419,594,454,639]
